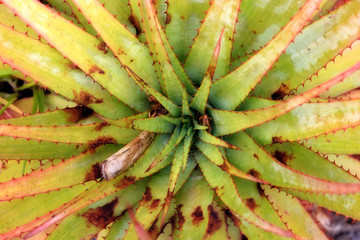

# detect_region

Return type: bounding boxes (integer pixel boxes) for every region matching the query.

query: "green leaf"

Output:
[226,131,360,194]
[175,170,214,239]
[196,141,264,183]
[165,0,210,64]
[0,123,139,144]
[47,181,146,240]
[248,98,360,145]
[253,0,360,99]
[0,23,134,119]
[2,0,149,112]
[0,183,90,238]
[232,179,289,240]
[138,0,188,104]
[0,136,85,160]
[126,67,181,117]
[72,0,160,91]
[184,0,240,83]
[211,61,360,136]
[104,114,175,133]
[123,168,170,240]
[198,130,239,150]
[195,151,294,238]
[209,0,324,110]
[231,0,306,65]
[0,146,118,201]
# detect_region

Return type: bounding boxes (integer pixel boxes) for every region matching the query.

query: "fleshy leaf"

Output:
[175,170,214,239]
[72,0,160,91]
[2,0,149,112]
[184,0,240,83]
[195,151,294,238]
[209,0,324,110]
[0,123,139,144]
[211,61,360,136]
[226,131,360,194]
[0,146,118,201]
[0,23,134,119]
[253,0,360,99]
[165,0,210,64]
[198,130,239,150]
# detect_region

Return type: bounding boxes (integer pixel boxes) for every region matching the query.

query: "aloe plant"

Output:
[0,0,360,239]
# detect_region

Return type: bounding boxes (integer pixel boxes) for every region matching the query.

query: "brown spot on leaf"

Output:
[247,169,260,178]
[128,15,142,35]
[64,106,94,123]
[73,90,103,106]
[143,187,153,202]
[115,176,136,189]
[271,83,290,100]
[191,206,204,225]
[165,13,171,24]
[94,122,110,131]
[180,15,185,20]
[82,198,118,229]
[272,150,293,166]
[84,163,102,182]
[245,198,258,210]
[150,199,161,209]
[272,136,284,143]
[253,153,259,160]
[97,42,108,54]
[206,205,222,235]
[87,136,117,153]
[177,204,185,230]
[88,65,105,75]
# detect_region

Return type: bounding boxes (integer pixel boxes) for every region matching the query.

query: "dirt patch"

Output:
[97,42,108,54]
[191,206,204,225]
[271,83,290,100]
[247,169,260,178]
[206,205,222,235]
[72,90,103,106]
[272,150,293,166]
[84,163,102,182]
[115,175,136,189]
[87,136,117,153]
[245,198,258,211]
[88,65,105,75]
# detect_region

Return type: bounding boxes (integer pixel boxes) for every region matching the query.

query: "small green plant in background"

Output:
[0,0,360,239]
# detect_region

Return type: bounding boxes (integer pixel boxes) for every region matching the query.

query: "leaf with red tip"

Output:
[195,151,294,238]
[175,170,214,239]
[211,61,360,136]
[253,0,360,99]
[72,0,160,91]
[2,0,148,112]
[263,185,329,240]
[185,0,240,83]
[0,145,118,201]
[209,0,324,111]
[165,0,210,64]
[226,131,360,194]
[46,182,146,240]
[0,23,133,119]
